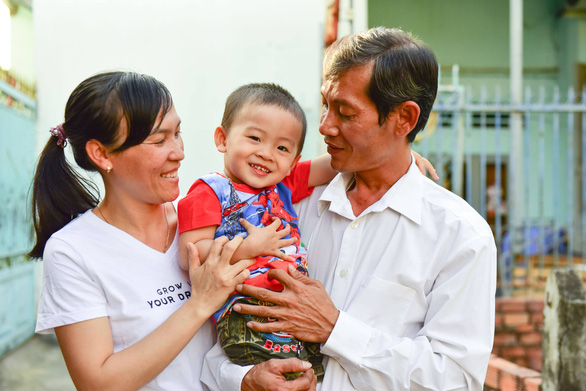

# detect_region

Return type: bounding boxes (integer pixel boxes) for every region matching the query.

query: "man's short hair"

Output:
[323,27,438,143]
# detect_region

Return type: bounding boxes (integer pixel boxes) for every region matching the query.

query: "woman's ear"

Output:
[85,140,112,173]
[214,126,228,153]
[393,101,421,138]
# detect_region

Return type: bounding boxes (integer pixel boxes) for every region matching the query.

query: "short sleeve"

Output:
[281,160,314,204]
[36,238,108,333]
[177,179,222,234]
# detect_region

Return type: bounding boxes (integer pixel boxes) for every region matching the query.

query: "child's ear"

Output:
[287,155,302,176]
[214,126,228,153]
[85,139,112,173]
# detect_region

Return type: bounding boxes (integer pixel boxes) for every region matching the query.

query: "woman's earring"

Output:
[106,166,112,173]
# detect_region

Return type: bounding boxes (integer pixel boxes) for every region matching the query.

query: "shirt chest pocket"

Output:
[346,276,417,336]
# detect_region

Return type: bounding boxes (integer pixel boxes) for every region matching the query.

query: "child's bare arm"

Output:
[178,225,217,271]
[412,150,439,180]
[308,154,337,188]
[307,152,439,188]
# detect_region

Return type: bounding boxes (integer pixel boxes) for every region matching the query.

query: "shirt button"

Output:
[351,221,359,229]
[339,269,347,278]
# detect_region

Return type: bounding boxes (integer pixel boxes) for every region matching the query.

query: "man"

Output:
[203,26,496,391]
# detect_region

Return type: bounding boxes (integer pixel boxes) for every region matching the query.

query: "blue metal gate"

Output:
[0,75,37,356]
[413,67,586,296]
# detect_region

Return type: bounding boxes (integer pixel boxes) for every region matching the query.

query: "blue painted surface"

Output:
[0,261,36,356]
[0,81,37,357]
[0,103,36,257]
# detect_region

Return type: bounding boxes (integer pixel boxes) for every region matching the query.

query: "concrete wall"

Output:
[34,0,326,197]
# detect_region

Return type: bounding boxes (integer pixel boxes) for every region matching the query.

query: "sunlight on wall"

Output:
[0,2,10,70]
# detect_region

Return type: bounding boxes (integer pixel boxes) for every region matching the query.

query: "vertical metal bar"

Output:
[451,90,460,196]
[436,99,444,185]
[494,86,507,295]
[552,86,560,267]
[582,87,586,266]
[480,86,487,219]
[538,86,546,271]
[568,87,575,266]
[495,87,503,259]
[509,0,524,278]
[466,86,473,205]
[523,87,532,279]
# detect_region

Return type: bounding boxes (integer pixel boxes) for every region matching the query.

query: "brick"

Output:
[514,357,529,369]
[498,297,528,312]
[531,312,543,325]
[527,348,542,372]
[524,377,542,391]
[484,360,500,389]
[527,299,544,313]
[502,346,526,358]
[499,371,519,391]
[504,312,530,327]
[520,332,542,346]
[515,323,534,333]
[494,333,517,346]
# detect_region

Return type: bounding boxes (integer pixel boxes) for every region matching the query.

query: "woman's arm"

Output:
[56,238,254,391]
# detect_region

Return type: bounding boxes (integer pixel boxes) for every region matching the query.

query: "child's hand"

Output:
[239,217,296,261]
[412,150,439,180]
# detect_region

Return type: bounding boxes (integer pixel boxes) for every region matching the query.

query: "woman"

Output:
[30,71,256,390]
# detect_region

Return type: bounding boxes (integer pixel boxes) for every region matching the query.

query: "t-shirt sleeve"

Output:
[177,179,222,234]
[36,238,108,334]
[281,160,314,204]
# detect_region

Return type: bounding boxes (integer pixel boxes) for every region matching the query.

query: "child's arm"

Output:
[412,150,439,180]
[178,226,217,271]
[179,219,296,269]
[307,154,337,188]
[306,151,438,189]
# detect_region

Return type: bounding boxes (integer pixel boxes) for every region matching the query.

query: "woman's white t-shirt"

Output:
[36,209,214,390]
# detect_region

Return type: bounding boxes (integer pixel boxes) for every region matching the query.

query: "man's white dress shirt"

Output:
[202,159,496,391]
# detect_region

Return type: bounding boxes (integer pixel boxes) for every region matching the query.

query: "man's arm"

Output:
[234,235,496,390]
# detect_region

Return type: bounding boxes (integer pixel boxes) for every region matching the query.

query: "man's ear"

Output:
[287,155,302,176]
[214,126,228,153]
[393,101,420,138]
[85,140,112,173]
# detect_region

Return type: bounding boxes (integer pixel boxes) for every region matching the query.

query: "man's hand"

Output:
[234,264,340,343]
[241,358,317,391]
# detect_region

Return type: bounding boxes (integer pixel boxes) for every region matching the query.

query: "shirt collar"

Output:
[318,154,423,224]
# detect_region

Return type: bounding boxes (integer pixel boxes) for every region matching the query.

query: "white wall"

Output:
[34,0,325,196]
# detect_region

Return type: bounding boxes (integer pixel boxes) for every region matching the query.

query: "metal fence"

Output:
[413,71,586,297]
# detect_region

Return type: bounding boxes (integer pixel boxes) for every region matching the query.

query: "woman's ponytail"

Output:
[28,130,98,258]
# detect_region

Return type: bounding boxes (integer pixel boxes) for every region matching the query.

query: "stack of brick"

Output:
[484,355,541,391]
[493,297,544,372]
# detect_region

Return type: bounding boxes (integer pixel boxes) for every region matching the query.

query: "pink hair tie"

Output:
[49,123,67,148]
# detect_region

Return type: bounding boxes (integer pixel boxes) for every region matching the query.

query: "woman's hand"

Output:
[412,150,439,180]
[187,236,254,316]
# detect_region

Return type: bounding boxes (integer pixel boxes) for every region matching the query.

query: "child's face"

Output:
[215,103,302,189]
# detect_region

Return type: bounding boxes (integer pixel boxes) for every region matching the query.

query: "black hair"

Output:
[323,27,438,142]
[29,71,173,258]
[221,83,307,154]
